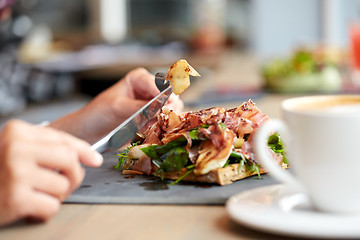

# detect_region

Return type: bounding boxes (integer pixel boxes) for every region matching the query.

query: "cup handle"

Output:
[254,119,304,190]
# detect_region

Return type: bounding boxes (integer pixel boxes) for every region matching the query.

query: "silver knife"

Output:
[92,73,172,153]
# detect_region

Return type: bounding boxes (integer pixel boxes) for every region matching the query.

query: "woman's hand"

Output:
[0,120,103,226]
[50,68,184,143]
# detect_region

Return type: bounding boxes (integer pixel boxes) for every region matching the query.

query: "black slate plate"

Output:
[65,154,278,205]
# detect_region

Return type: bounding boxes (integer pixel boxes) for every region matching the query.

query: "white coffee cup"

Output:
[254,95,360,214]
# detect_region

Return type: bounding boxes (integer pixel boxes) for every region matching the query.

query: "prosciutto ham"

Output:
[145,101,265,143]
[119,99,287,185]
[138,100,280,174]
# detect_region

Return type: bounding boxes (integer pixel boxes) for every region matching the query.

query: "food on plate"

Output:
[114,59,286,185]
[262,48,342,92]
[165,59,201,95]
[115,100,288,185]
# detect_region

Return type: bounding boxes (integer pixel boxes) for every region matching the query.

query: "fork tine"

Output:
[155,72,169,92]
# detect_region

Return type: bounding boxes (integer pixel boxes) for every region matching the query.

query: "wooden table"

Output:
[0,53,306,240]
[0,204,301,240]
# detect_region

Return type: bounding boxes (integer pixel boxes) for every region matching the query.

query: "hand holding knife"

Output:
[92,73,171,153]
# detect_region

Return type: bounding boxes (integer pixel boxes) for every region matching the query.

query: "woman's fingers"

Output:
[13,121,103,168]
[125,68,160,99]
[0,119,101,202]
[23,143,83,191]
[22,190,61,222]
[0,119,105,226]
[0,185,61,225]
[29,165,71,200]
[43,127,103,168]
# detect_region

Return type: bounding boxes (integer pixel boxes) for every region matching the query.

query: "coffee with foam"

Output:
[283,95,360,115]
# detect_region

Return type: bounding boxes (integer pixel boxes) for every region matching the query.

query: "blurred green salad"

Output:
[262,48,342,92]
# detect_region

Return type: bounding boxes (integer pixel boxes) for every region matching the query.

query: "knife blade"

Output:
[92,84,172,153]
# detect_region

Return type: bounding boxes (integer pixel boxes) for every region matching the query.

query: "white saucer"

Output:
[226,184,360,239]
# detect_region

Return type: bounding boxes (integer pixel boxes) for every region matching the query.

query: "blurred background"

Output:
[1,0,360,123]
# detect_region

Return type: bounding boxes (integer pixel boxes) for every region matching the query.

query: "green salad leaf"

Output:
[114,141,140,169]
[141,137,187,160]
[188,124,212,141]
[170,167,195,186]
[159,147,189,172]
[141,137,189,173]
[267,133,287,164]
[246,163,261,179]
[188,129,199,140]
[229,151,260,178]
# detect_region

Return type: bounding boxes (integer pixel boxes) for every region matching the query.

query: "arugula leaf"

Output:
[141,137,187,159]
[170,169,194,185]
[238,158,245,174]
[223,158,230,167]
[186,164,195,170]
[140,136,192,184]
[188,125,211,141]
[225,149,246,168]
[140,146,160,160]
[141,138,189,173]
[159,147,189,172]
[229,151,246,172]
[268,133,287,164]
[230,151,245,161]
[219,122,227,130]
[152,159,162,168]
[229,151,261,177]
[188,129,199,140]
[113,158,123,170]
[114,142,140,170]
[254,165,261,179]
[246,163,261,179]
